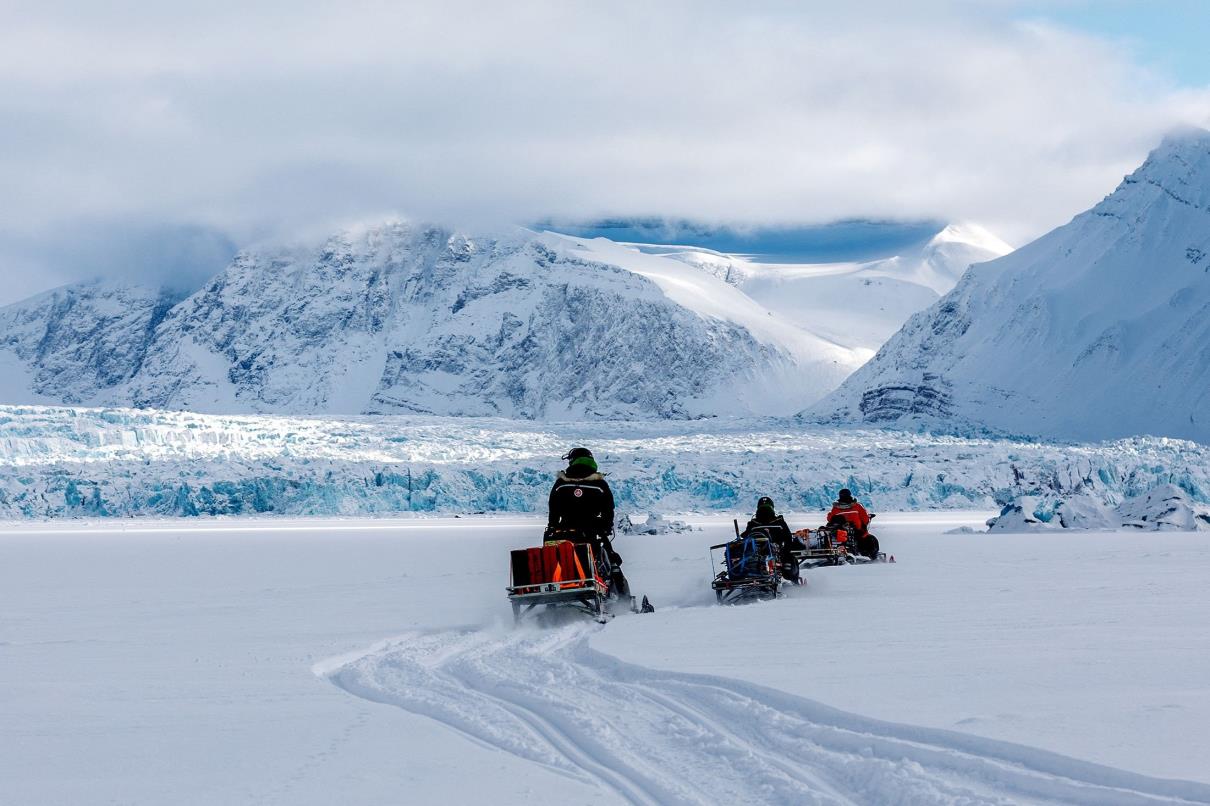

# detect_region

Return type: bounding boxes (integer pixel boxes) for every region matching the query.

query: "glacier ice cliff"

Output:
[2,405,1207,520]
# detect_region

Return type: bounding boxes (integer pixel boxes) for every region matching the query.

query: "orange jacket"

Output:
[827,500,870,531]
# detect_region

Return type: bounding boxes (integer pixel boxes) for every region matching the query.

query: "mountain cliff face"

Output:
[0,283,180,404]
[126,224,821,417]
[0,219,1004,419]
[812,129,1210,443]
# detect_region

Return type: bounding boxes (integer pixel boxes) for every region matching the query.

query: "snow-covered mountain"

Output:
[621,222,1012,351]
[812,128,1210,443]
[0,220,1005,418]
[127,224,867,418]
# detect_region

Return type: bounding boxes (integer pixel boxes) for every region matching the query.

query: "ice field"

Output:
[3,513,1209,805]
[3,404,1210,519]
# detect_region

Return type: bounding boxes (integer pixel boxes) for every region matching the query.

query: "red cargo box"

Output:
[509,540,599,590]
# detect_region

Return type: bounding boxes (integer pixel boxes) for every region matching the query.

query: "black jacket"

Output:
[547,467,615,538]
[743,514,793,545]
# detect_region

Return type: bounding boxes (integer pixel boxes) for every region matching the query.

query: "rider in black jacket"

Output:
[546,447,629,596]
[743,496,803,584]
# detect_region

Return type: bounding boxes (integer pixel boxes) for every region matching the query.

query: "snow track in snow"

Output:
[319,626,1210,806]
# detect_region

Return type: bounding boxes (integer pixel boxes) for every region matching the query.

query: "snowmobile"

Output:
[507,532,652,624]
[790,525,849,568]
[710,522,785,604]
[792,514,887,567]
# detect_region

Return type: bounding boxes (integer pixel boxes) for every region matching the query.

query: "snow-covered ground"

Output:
[4,515,1209,804]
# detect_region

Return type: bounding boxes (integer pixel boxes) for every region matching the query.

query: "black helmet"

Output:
[838,488,854,503]
[757,496,774,509]
[563,447,594,462]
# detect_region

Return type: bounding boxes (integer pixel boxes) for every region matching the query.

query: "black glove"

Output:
[609,551,623,566]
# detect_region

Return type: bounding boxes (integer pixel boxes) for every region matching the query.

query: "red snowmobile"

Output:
[507,531,652,624]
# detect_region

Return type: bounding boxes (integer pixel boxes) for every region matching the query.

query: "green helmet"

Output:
[564,446,597,472]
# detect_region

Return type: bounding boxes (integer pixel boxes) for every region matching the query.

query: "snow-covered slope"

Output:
[813,129,1210,443]
[566,223,1012,351]
[549,223,1011,353]
[0,219,1009,418]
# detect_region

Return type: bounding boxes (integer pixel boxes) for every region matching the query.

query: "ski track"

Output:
[319,625,1210,806]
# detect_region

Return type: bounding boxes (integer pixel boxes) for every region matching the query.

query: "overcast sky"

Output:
[1,0,1208,303]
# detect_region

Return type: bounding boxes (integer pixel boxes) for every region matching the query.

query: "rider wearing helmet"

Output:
[743,496,803,584]
[546,447,629,596]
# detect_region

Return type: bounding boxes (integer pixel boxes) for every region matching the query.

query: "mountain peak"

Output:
[926,222,1014,255]
[1157,124,1210,151]
[1091,126,1210,217]
[1140,125,1210,176]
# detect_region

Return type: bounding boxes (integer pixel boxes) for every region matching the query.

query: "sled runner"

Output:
[507,538,651,624]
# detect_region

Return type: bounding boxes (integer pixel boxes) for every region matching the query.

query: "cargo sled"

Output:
[711,528,783,604]
[507,538,650,624]
[792,516,887,568]
[790,526,848,569]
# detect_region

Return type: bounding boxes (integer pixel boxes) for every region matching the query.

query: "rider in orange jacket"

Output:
[827,488,870,533]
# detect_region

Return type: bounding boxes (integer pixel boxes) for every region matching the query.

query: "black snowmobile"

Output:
[710,521,786,604]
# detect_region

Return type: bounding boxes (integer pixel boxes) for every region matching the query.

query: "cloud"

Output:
[0,1,1207,302]
[0,221,236,303]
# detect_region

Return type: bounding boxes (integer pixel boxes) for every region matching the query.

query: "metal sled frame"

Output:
[793,545,847,569]
[791,527,887,569]
[508,541,616,624]
[508,576,612,622]
[710,539,782,605]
